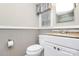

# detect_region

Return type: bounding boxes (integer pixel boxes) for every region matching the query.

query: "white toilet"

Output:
[26,44,44,56]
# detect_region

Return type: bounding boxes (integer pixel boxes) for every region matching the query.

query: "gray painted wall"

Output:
[0,3,40,56]
[0,29,51,56]
[38,29,52,34]
[0,29,39,56]
[0,3,38,27]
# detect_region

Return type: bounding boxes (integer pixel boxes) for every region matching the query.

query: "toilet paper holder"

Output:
[8,39,14,48]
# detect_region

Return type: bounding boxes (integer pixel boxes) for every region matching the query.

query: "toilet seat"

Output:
[27,44,43,52]
[26,44,43,56]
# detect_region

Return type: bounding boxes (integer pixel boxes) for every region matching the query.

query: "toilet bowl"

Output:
[26,44,44,56]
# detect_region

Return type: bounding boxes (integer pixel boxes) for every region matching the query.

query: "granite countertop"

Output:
[45,32,79,39]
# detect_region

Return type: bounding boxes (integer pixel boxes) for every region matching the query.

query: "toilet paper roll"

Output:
[8,40,14,48]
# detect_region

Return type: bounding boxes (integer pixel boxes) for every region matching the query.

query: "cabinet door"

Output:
[54,46,74,56]
[42,41,74,56]
[58,51,74,56]
[43,41,59,56]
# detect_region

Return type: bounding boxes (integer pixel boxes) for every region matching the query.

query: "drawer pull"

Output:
[53,46,56,49]
[57,48,60,51]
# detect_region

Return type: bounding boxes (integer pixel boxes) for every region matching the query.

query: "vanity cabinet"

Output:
[39,35,79,56]
[39,35,57,56]
[43,41,58,56]
[43,41,74,56]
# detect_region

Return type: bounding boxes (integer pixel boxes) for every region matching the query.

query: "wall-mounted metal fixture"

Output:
[7,39,14,48]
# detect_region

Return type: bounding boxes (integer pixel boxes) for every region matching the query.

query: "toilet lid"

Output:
[27,44,43,52]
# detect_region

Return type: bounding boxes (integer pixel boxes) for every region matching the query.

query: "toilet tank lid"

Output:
[27,44,43,52]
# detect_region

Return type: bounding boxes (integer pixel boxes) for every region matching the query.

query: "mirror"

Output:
[56,3,75,23]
